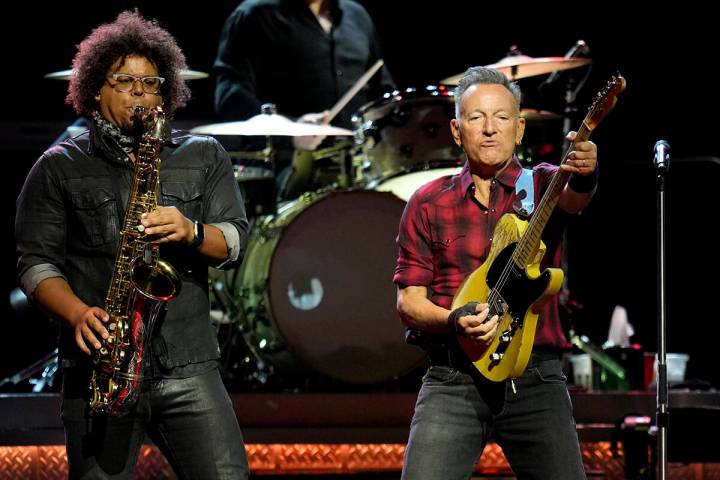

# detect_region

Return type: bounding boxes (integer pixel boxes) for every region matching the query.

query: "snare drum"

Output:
[229,188,426,384]
[353,86,463,183]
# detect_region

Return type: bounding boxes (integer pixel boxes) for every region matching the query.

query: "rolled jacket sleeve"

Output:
[15,153,69,298]
[20,263,67,299]
[201,137,249,269]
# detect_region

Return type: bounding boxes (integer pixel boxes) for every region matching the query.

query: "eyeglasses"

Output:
[107,73,165,94]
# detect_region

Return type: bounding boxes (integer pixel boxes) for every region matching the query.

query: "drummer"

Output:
[214,0,395,199]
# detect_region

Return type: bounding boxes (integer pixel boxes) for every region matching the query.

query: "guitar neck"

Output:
[511,123,593,267]
[510,74,626,268]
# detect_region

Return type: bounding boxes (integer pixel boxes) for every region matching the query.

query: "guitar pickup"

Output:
[490,352,503,363]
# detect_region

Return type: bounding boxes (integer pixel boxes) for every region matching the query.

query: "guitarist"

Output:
[394,66,597,479]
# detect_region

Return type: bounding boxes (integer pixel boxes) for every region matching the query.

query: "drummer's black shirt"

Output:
[214,0,395,130]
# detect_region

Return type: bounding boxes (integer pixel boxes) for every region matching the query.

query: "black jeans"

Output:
[62,367,249,479]
[401,349,586,480]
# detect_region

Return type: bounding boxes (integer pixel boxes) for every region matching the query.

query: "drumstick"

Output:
[326,59,384,123]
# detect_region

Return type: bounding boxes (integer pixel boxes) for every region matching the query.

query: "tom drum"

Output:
[353,85,463,183]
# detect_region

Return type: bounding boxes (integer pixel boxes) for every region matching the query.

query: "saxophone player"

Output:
[15,10,250,479]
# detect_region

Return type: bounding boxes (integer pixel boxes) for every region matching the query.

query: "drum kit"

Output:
[35,49,592,391]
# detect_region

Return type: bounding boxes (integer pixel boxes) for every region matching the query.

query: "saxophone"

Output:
[89,106,182,415]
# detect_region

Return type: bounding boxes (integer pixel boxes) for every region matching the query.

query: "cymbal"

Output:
[44,69,209,80]
[191,113,354,137]
[441,55,591,84]
[520,108,561,121]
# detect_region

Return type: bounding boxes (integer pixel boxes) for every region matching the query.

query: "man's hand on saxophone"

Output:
[140,206,195,245]
[141,206,230,264]
[32,277,110,356]
[72,306,111,356]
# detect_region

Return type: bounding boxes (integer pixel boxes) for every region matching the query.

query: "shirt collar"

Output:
[458,155,524,196]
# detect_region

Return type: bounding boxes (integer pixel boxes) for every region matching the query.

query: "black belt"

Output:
[427,345,563,371]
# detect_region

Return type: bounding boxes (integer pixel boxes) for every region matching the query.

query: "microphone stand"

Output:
[653,140,670,480]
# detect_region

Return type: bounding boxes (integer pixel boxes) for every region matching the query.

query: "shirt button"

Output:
[491,209,496,213]
[337,70,343,76]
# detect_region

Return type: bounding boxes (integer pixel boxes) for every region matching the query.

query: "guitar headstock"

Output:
[584,74,626,131]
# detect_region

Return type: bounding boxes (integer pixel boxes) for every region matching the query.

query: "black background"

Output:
[2,1,718,389]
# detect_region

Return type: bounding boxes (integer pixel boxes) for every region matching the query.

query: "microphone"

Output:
[542,40,590,87]
[654,140,670,172]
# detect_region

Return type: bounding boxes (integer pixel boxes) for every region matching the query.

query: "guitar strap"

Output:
[513,167,535,219]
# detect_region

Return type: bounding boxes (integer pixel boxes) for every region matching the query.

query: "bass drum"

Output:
[353,85,463,184]
[235,189,426,384]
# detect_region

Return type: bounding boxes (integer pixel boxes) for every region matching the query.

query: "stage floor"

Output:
[1,391,718,479]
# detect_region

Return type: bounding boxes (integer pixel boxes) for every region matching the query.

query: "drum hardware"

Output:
[284,138,361,197]
[227,145,278,218]
[0,348,59,393]
[210,264,276,387]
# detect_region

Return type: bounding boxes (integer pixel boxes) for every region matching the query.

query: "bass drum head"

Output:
[261,189,425,384]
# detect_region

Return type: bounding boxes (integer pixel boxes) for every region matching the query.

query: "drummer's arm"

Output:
[293,111,330,151]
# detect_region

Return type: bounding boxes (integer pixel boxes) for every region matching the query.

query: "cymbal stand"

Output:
[260,103,278,175]
[559,64,592,150]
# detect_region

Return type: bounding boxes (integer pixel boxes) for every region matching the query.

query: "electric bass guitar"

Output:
[451,74,626,382]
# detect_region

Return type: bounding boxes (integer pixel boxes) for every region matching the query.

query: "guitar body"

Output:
[452,213,564,381]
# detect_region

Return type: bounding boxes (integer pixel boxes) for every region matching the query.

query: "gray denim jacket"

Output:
[15,123,249,373]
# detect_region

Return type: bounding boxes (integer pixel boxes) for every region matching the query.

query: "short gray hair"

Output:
[453,66,522,119]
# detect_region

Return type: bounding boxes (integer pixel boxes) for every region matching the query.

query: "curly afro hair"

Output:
[66,10,191,117]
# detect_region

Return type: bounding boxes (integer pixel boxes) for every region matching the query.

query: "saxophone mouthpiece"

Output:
[132,106,148,140]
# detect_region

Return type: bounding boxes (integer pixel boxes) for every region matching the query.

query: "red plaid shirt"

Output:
[393,157,572,349]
